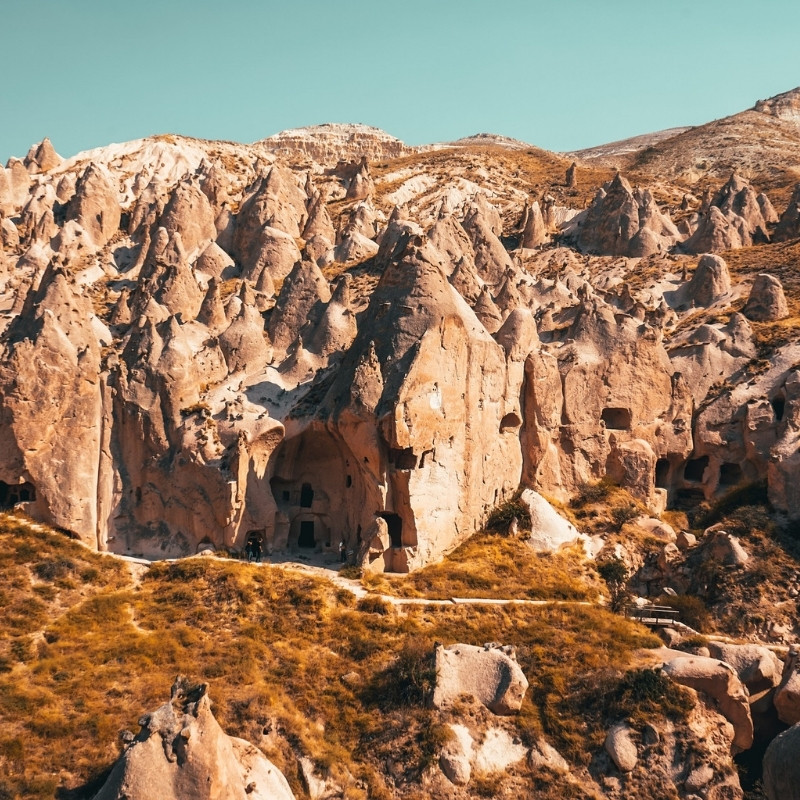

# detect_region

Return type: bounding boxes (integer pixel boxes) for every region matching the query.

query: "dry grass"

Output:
[363,533,597,601]
[0,516,692,800]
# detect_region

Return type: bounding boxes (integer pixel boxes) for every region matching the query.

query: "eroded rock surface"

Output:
[93,677,294,800]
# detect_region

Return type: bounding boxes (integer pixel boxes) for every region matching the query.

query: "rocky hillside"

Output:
[2,85,800,799]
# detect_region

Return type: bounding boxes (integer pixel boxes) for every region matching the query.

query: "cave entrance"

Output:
[719,462,743,487]
[298,520,316,548]
[771,396,785,422]
[601,407,632,430]
[683,456,709,483]
[379,513,403,548]
[655,459,671,490]
[0,481,36,510]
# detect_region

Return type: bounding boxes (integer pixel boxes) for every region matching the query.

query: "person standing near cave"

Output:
[339,539,347,563]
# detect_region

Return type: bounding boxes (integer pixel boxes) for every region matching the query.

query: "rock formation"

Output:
[773,183,800,241]
[682,173,773,253]
[572,173,680,257]
[0,109,796,575]
[432,642,528,714]
[743,273,789,321]
[662,655,754,752]
[92,677,295,800]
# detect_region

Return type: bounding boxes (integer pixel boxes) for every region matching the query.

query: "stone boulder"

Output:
[705,530,749,566]
[92,677,294,800]
[439,724,473,785]
[662,655,753,752]
[743,273,789,321]
[763,722,800,800]
[432,643,528,715]
[521,488,589,554]
[708,642,783,697]
[604,723,637,772]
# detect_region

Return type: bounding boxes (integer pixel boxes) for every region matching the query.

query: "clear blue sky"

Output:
[2,0,799,162]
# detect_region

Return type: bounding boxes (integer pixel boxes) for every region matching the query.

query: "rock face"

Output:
[432,643,529,714]
[92,677,295,800]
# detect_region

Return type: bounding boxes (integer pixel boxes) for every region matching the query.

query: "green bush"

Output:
[486,498,531,534]
[611,505,638,531]
[657,594,711,633]
[597,557,629,612]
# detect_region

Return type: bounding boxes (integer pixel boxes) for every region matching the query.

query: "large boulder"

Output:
[92,677,295,800]
[662,655,753,752]
[743,273,789,321]
[763,722,800,800]
[432,642,528,715]
[708,642,784,697]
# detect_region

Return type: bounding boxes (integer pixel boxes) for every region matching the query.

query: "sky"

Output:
[1,0,799,162]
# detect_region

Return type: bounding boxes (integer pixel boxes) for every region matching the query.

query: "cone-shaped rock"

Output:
[65,163,121,247]
[268,259,331,354]
[158,178,217,255]
[774,183,800,242]
[743,273,789,321]
[218,302,272,374]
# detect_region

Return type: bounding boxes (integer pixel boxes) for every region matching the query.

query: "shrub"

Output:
[611,505,638,531]
[339,565,362,580]
[33,558,76,581]
[572,478,613,508]
[658,594,711,633]
[697,481,769,528]
[365,636,437,709]
[597,557,629,612]
[486,498,531,534]
[356,596,391,615]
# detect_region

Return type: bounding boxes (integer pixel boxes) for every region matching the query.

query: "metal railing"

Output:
[624,604,681,626]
